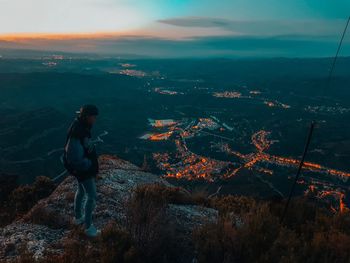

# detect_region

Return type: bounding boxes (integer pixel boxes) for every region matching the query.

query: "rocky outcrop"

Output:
[0,155,217,261]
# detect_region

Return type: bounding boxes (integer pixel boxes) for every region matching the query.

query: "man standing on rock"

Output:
[63,105,100,237]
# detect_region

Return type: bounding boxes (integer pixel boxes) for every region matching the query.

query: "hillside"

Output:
[0,155,217,262]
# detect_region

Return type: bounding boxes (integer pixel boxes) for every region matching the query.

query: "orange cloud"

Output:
[0,31,130,41]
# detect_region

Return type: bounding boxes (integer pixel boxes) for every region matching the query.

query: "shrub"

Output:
[0,173,18,203]
[260,227,302,263]
[193,195,350,263]
[238,203,281,262]
[23,204,70,229]
[19,222,141,263]
[48,235,96,263]
[9,181,350,263]
[32,176,56,200]
[125,184,186,263]
[130,183,209,207]
[0,173,20,226]
[193,218,239,263]
[14,245,36,263]
[100,222,140,263]
[10,176,55,215]
[211,195,257,216]
[125,184,168,261]
[11,185,35,214]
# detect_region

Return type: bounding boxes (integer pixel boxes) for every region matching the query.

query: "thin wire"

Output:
[281,17,350,223]
[327,16,350,89]
[280,122,315,223]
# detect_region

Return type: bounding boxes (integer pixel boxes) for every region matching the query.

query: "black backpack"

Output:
[62,119,99,178]
[62,120,80,175]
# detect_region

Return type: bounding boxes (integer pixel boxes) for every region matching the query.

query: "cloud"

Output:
[158,17,347,38]
[158,17,233,28]
[1,16,349,58]
[1,33,349,58]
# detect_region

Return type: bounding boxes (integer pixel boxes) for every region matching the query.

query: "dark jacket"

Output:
[64,118,99,182]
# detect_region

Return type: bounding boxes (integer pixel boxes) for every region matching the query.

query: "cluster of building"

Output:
[42,61,58,67]
[219,130,350,211]
[42,54,64,60]
[153,137,231,181]
[264,100,291,109]
[222,129,350,180]
[41,54,66,66]
[154,87,182,96]
[119,63,136,68]
[141,117,223,142]
[143,114,350,211]
[119,69,147,77]
[213,91,242,98]
[212,89,292,110]
[148,118,178,128]
[144,117,236,180]
[249,90,261,95]
[194,118,220,130]
[305,105,350,114]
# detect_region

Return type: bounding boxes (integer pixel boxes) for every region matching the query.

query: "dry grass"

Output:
[193,196,350,263]
[23,204,70,229]
[64,191,75,202]
[15,222,141,263]
[10,176,55,215]
[10,179,350,263]
[125,183,191,263]
[129,183,209,207]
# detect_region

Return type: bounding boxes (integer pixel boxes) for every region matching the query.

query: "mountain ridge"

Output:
[0,155,217,262]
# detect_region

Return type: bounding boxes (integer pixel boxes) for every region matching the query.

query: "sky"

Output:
[0,0,349,58]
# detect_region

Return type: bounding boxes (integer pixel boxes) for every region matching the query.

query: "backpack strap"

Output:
[65,118,91,155]
[64,122,75,149]
[63,119,88,175]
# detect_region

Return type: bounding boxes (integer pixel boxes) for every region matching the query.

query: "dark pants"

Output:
[74,177,96,228]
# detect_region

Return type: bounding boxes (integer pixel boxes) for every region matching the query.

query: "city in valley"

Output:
[142,115,350,212]
[1,56,350,213]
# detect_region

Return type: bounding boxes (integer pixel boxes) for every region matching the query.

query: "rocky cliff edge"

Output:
[0,155,217,261]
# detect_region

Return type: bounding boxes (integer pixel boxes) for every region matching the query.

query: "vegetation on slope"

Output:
[0,174,55,227]
[2,176,350,263]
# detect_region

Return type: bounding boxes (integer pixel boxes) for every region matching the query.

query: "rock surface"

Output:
[0,155,217,261]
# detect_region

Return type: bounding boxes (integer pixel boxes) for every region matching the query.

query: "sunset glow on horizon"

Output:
[0,32,135,41]
[0,0,349,57]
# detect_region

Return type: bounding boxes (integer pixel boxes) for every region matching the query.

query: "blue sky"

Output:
[0,0,349,57]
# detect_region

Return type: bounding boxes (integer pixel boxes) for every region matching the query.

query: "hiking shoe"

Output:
[73,216,85,225]
[85,224,101,237]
